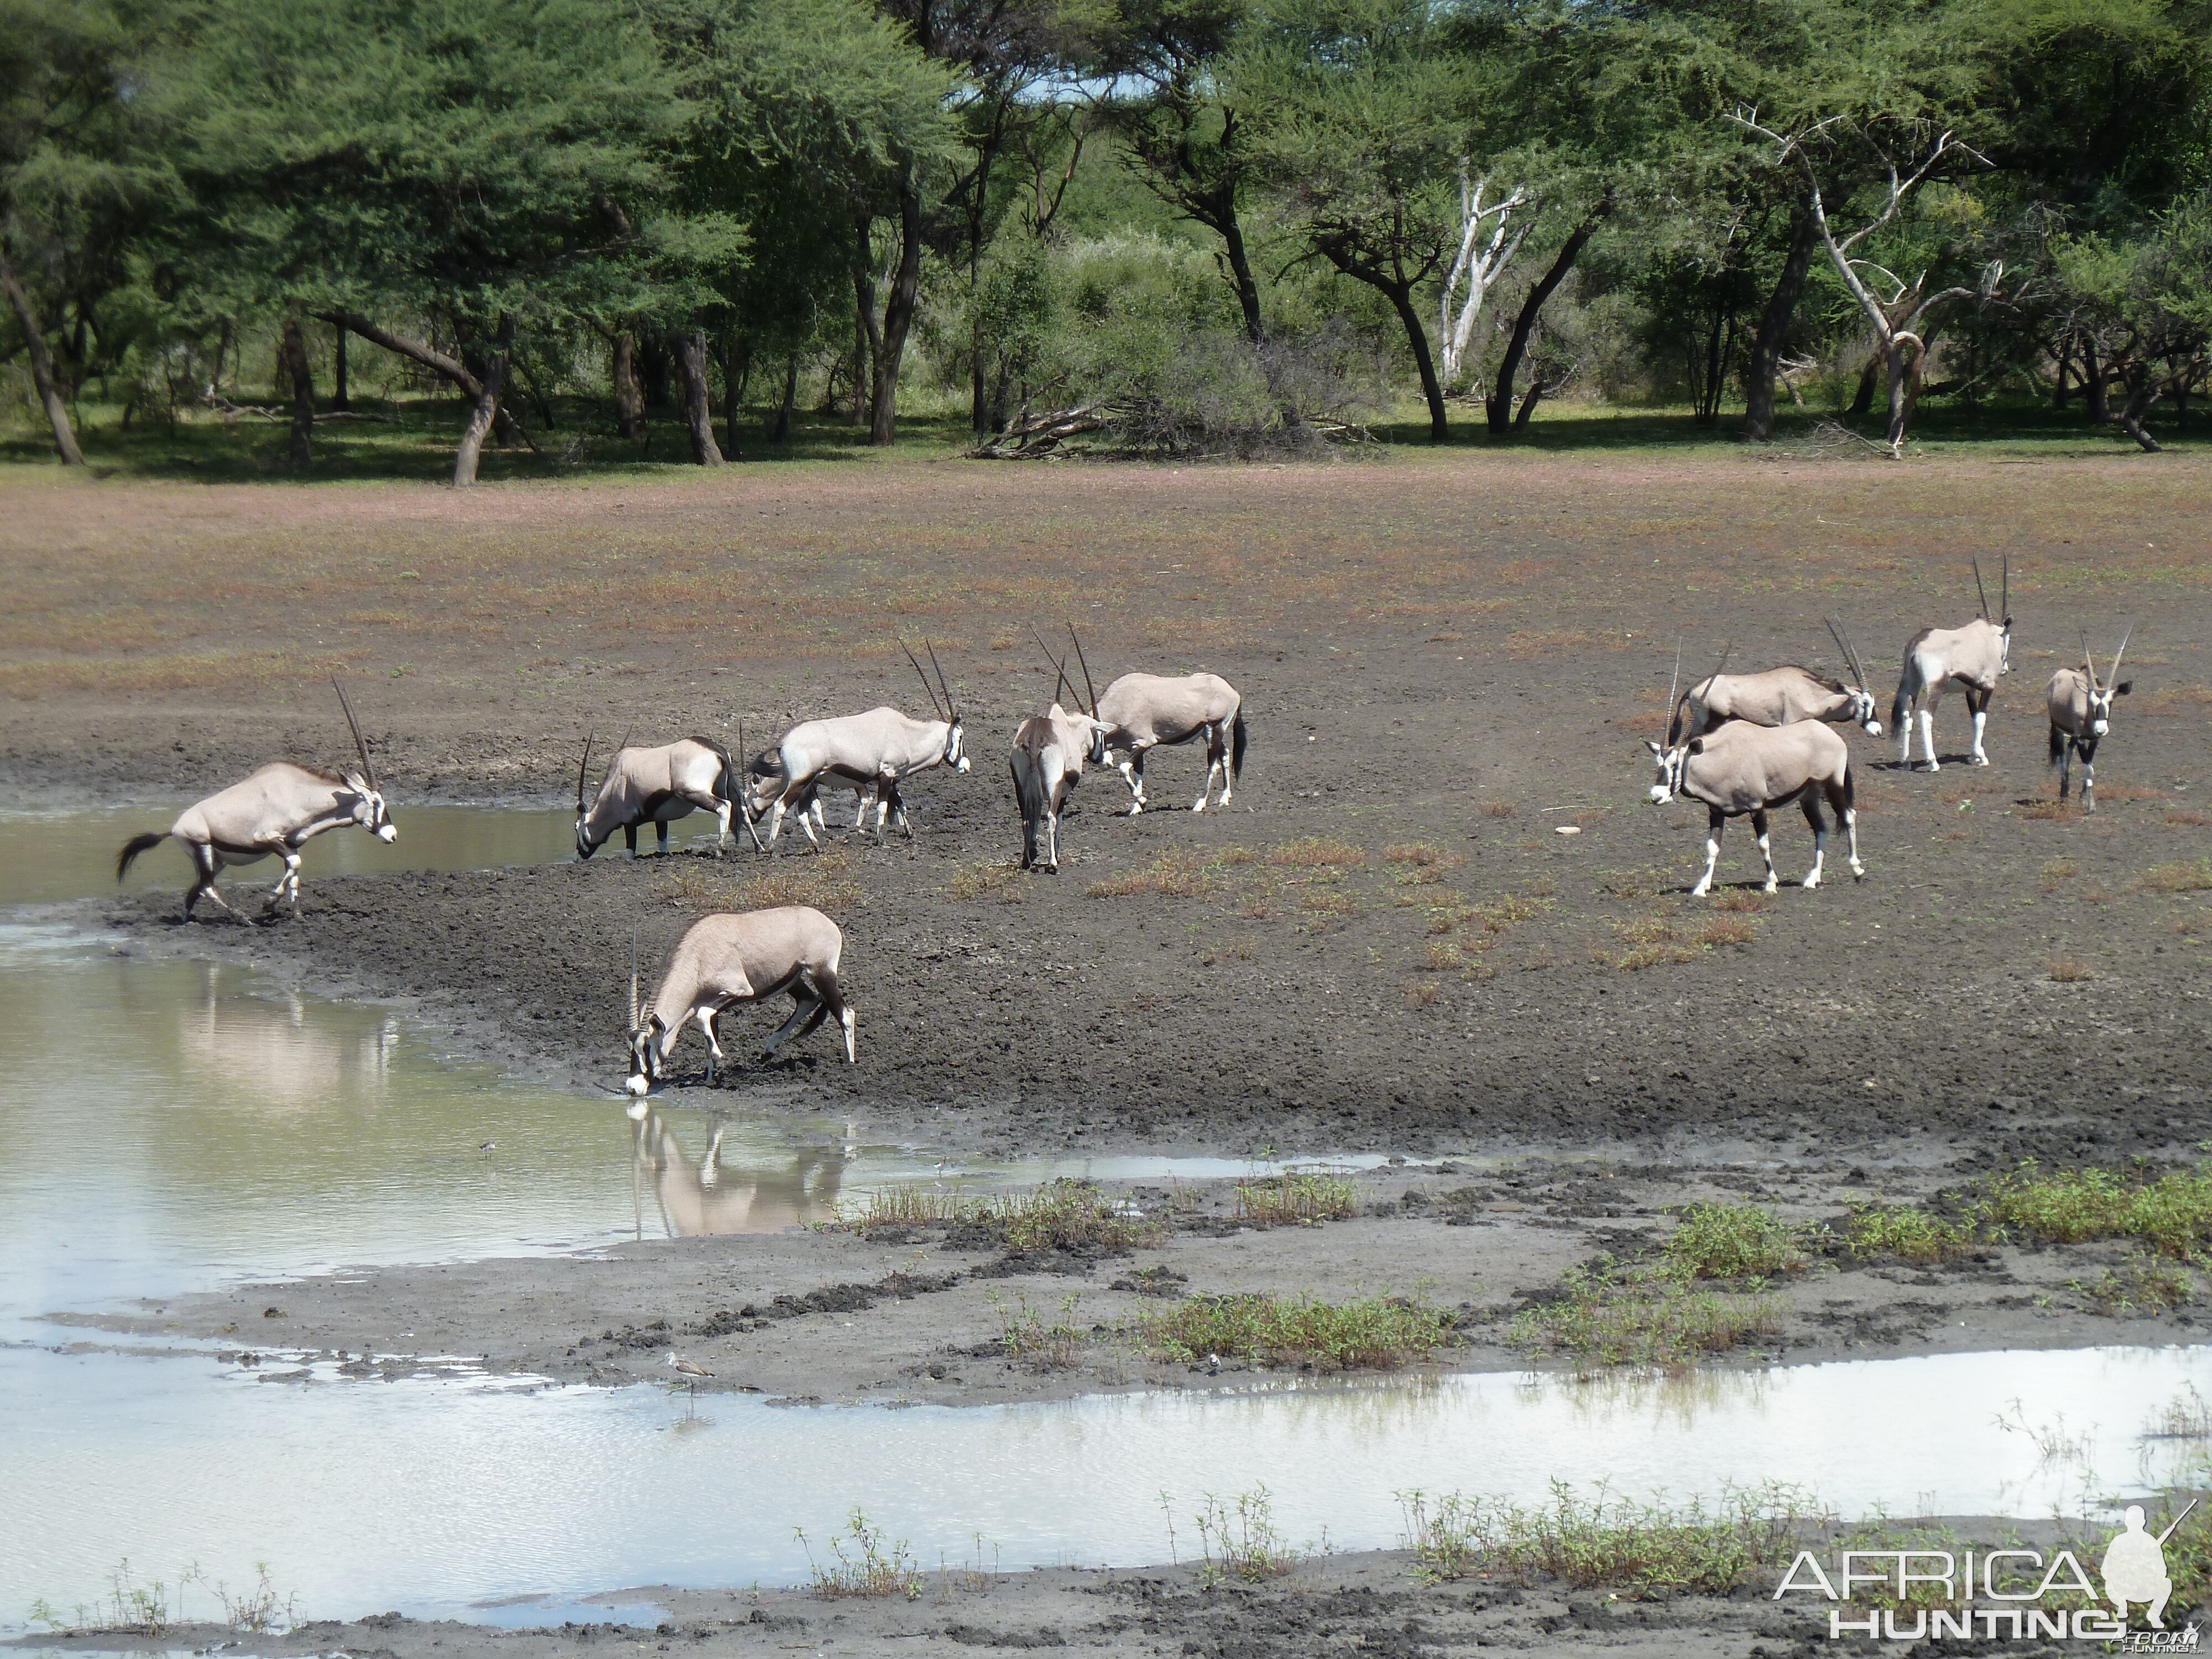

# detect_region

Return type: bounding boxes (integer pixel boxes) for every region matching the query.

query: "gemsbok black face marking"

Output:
[576,730,753,860]
[623,907,855,1097]
[747,638,971,853]
[1645,647,1864,896]
[115,677,397,921]
[1893,556,2013,770]
[2047,624,2134,812]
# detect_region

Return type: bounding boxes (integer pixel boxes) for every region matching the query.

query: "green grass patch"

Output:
[1661,1202,1805,1280]
[1844,1203,1974,1264]
[1399,1480,1817,1597]
[830,1178,1158,1252]
[1233,1170,1358,1227]
[1131,1292,1449,1371]
[987,1290,1087,1369]
[1980,1162,2212,1257]
[2070,1254,2194,1316]
[1509,1258,1781,1375]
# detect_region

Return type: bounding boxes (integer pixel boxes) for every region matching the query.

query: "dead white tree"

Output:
[1731,108,1991,458]
[1437,165,1529,392]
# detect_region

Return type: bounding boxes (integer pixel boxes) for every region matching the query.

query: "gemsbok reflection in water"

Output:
[167,961,400,1108]
[628,1108,855,1238]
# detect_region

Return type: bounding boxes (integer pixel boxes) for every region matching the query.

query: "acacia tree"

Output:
[170,0,696,483]
[2046,197,2212,450]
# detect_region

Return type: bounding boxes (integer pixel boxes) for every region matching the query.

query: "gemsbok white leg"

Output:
[1970,708,1989,765]
[2082,752,2096,811]
[1845,808,1864,879]
[697,1007,725,1083]
[1693,809,1724,898]
[1917,708,1939,770]
[1752,808,1779,894]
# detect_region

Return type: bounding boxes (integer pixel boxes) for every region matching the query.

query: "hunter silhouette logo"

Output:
[1777,1499,2201,1642]
[2105,1500,2195,1630]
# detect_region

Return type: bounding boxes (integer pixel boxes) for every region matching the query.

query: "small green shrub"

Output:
[1662,1203,1804,1280]
[1132,1292,1449,1370]
[1509,1258,1780,1375]
[796,1510,925,1600]
[1981,1162,2212,1257]
[1845,1203,1973,1264]
[1233,1171,1357,1227]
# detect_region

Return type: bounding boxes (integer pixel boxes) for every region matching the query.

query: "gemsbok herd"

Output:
[116,564,2140,1087]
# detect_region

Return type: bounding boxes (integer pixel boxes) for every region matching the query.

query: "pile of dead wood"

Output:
[966,404,1112,459]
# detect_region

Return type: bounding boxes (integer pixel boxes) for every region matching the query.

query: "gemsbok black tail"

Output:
[1230,710,1248,784]
[2048,722,2067,766]
[117,831,166,881]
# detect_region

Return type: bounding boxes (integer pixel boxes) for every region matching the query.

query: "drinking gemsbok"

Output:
[1646,652,1864,896]
[1010,630,1112,872]
[1892,557,2013,770]
[116,678,396,920]
[1668,619,1885,744]
[750,640,969,851]
[1092,667,1246,813]
[624,908,856,1095]
[574,731,752,858]
[2046,627,2133,812]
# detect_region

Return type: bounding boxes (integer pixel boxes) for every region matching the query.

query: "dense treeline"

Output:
[3,0,2208,479]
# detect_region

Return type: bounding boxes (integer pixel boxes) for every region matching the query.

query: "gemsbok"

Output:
[1892,557,2013,770]
[750,640,970,851]
[624,909,856,1095]
[1668,619,1885,744]
[575,732,752,858]
[116,678,397,921]
[1647,651,1864,896]
[2047,627,2133,811]
[1093,667,1246,814]
[1010,630,1112,872]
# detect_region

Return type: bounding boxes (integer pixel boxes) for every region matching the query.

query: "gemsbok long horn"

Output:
[1973,557,1992,622]
[2108,623,2131,683]
[2000,554,2008,622]
[576,734,594,817]
[1665,639,1683,738]
[1067,624,1098,717]
[629,922,641,1035]
[332,676,377,790]
[925,638,956,718]
[2079,629,2101,696]
[898,637,946,723]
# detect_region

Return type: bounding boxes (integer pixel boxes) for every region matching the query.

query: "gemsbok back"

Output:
[1093,667,1245,814]
[1893,557,2013,770]
[1669,619,1885,744]
[750,640,970,851]
[1646,650,1864,896]
[116,678,396,921]
[624,908,856,1095]
[2047,626,2133,811]
[575,731,753,858]
[1010,630,1112,872]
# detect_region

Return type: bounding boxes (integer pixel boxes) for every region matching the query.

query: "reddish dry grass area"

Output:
[6,450,2210,712]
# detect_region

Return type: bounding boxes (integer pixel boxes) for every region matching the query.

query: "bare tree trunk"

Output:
[611,330,646,441]
[724,335,748,460]
[1488,198,1611,435]
[1743,208,1817,441]
[673,331,724,466]
[1380,285,1449,441]
[2051,331,2070,409]
[870,157,924,447]
[331,325,351,411]
[279,312,315,467]
[852,252,879,428]
[1220,208,1264,345]
[1848,354,1878,417]
[1885,341,1917,454]
[452,314,513,487]
[772,354,799,443]
[0,253,85,465]
[2115,373,2162,452]
[2083,339,2108,423]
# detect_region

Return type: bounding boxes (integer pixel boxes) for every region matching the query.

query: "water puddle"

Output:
[3,1343,2206,1626]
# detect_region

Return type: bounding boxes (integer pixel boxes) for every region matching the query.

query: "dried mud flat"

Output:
[9,450,2212,1649]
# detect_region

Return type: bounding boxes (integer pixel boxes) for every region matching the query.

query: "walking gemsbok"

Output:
[1892,557,2013,770]
[1010,629,1111,872]
[749,641,970,851]
[575,732,754,858]
[1646,646,1864,896]
[2047,627,2133,811]
[624,909,856,1095]
[1092,666,1246,814]
[1668,619,1885,745]
[116,678,397,920]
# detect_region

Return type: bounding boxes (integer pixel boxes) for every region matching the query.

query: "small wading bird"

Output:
[2047,627,2134,811]
[624,909,856,1097]
[1010,629,1112,873]
[116,678,396,920]
[1892,557,2013,770]
[1646,646,1864,896]
[748,640,969,852]
[1091,666,1246,814]
[574,731,754,858]
[1667,619,1885,745]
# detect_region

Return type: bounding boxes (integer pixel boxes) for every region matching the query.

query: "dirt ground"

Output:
[8,447,2212,1646]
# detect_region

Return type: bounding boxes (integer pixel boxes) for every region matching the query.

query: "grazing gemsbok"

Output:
[1010,630,1112,872]
[624,908,856,1095]
[574,731,753,859]
[1892,557,2014,770]
[2047,627,2134,811]
[752,641,970,851]
[1646,650,1864,896]
[116,679,397,921]
[1668,619,1885,744]
[1092,666,1246,814]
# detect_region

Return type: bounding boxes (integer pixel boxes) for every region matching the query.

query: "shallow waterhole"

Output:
[3,809,2208,1629]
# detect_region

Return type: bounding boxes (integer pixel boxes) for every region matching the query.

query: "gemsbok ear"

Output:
[2115,681,2133,696]
[1646,740,1662,755]
[1688,739,1706,755]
